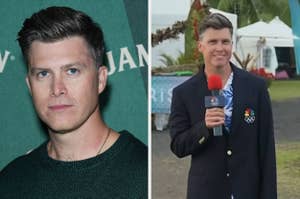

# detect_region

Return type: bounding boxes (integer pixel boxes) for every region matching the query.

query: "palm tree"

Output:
[158,53,179,67]
[213,0,291,27]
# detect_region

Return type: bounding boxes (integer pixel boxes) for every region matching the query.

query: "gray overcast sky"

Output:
[152,0,191,15]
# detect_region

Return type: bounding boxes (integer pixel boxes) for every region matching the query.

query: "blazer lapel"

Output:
[230,66,245,134]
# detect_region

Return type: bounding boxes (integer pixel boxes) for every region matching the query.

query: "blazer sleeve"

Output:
[169,87,210,158]
[258,82,277,199]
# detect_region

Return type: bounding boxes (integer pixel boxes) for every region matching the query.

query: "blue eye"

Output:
[37,71,49,78]
[67,68,79,75]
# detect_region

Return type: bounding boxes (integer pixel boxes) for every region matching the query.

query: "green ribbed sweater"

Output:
[0,131,147,199]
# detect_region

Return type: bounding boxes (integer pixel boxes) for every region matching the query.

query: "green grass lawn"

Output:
[267,80,300,197]
[269,80,300,101]
[276,142,300,199]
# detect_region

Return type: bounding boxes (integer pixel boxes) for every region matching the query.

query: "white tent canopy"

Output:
[237,16,294,47]
[235,16,294,75]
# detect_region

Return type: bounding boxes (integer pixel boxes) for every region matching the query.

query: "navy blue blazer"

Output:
[170,64,277,199]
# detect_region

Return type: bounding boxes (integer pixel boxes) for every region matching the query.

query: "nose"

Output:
[51,76,67,97]
[215,42,224,51]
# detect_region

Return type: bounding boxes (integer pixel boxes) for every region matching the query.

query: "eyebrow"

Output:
[29,62,87,74]
[207,38,231,42]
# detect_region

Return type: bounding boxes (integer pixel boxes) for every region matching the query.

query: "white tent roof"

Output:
[238,21,269,37]
[269,16,293,39]
[237,16,294,47]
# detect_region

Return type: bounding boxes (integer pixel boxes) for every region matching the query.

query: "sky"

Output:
[151,0,191,15]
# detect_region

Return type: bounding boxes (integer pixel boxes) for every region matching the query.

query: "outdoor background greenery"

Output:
[270,81,300,199]
[277,142,300,199]
[269,80,300,101]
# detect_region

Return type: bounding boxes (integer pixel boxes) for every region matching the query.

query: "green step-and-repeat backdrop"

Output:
[0,0,148,170]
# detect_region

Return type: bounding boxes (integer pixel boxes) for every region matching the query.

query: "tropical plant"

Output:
[158,53,178,67]
[184,0,209,65]
[158,51,195,67]
[152,21,185,47]
[212,0,291,27]
[152,51,201,74]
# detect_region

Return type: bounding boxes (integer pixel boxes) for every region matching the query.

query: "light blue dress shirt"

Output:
[222,72,233,133]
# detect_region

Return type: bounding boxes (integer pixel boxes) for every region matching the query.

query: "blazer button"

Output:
[198,136,205,144]
[227,150,232,156]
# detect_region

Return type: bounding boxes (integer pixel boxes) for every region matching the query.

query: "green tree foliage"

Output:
[212,0,291,27]
[184,0,209,65]
[159,51,191,67]
[159,53,178,67]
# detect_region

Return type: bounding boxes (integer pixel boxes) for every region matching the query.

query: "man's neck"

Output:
[47,108,119,161]
[204,63,232,87]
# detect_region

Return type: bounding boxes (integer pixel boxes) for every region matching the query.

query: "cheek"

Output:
[205,47,214,54]
[225,45,232,53]
[31,85,48,104]
[72,75,99,101]
[31,89,49,116]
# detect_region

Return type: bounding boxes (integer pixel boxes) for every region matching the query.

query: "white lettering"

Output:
[104,44,148,75]
[106,51,116,76]
[136,44,148,67]
[0,50,10,73]
[118,47,137,72]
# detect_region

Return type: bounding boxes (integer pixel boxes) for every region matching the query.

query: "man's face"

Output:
[26,36,107,133]
[198,28,232,69]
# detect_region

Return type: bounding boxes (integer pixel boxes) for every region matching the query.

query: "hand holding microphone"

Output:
[205,75,225,136]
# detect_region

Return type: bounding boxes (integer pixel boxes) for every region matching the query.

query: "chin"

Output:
[45,120,82,134]
[49,127,81,134]
[214,64,225,69]
[214,61,228,68]
[48,125,75,134]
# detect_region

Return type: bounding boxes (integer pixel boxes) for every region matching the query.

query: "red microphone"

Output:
[208,75,222,96]
[205,75,225,136]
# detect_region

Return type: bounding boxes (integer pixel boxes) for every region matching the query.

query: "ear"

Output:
[25,75,32,95]
[198,40,203,53]
[97,66,108,94]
